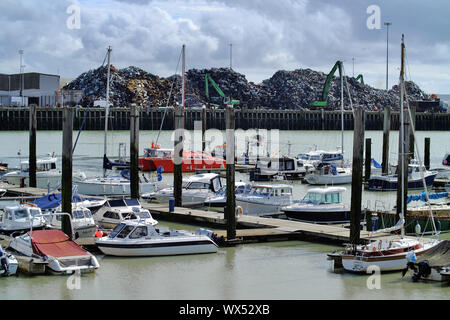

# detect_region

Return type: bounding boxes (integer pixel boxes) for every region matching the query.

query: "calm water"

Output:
[0,130,449,300]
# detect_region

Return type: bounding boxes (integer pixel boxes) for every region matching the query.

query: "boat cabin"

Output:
[249,185,293,198]
[0,204,46,232]
[143,147,173,158]
[182,173,223,193]
[301,187,346,205]
[108,221,159,240]
[20,157,57,172]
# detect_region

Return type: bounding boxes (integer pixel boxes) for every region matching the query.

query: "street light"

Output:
[384,22,391,91]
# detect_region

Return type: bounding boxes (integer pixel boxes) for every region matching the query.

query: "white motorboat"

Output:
[4,154,86,189]
[203,182,251,208]
[282,187,351,224]
[252,156,307,181]
[93,198,158,230]
[0,203,47,235]
[9,229,99,274]
[96,220,218,256]
[297,149,343,167]
[0,188,6,198]
[304,163,352,185]
[44,203,97,239]
[0,244,18,276]
[75,172,161,196]
[235,184,293,217]
[143,173,224,207]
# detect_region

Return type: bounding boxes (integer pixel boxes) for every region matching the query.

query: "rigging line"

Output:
[155,48,183,147]
[403,81,439,239]
[72,105,90,154]
[341,64,355,116]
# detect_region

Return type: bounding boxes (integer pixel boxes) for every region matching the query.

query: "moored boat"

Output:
[96,220,218,256]
[0,203,47,235]
[304,163,352,185]
[0,244,18,276]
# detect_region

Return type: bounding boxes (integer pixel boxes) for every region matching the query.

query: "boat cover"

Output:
[372,158,382,168]
[29,230,88,258]
[416,240,450,267]
[406,191,448,204]
[31,193,103,210]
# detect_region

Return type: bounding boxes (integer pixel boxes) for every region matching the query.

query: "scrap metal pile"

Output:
[65,65,426,110]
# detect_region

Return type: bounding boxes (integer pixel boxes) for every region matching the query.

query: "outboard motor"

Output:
[411,260,432,282]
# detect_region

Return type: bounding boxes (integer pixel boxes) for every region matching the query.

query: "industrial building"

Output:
[0,72,60,107]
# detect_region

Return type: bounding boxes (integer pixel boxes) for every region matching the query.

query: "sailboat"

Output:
[327,35,440,273]
[75,47,161,196]
[304,61,352,185]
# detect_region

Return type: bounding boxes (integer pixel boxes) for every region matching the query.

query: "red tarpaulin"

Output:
[28,230,88,258]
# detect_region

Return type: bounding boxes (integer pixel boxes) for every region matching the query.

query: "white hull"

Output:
[76,179,158,196]
[236,199,283,216]
[5,171,85,189]
[152,190,214,207]
[96,239,218,256]
[305,173,352,185]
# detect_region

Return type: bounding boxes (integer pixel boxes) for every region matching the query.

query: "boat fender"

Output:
[378,241,382,251]
[95,230,104,238]
[415,222,421,235]
[236,206,243,216]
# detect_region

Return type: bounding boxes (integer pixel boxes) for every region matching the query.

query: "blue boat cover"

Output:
[330,163,338,175]
[372,158,382,168]
[31,193,103,210]
[406,191,448,204]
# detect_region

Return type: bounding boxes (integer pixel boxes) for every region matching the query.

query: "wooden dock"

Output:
[0,182,49,198]
[142,203,387,245]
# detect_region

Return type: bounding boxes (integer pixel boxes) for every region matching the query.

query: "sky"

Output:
[1,0,450,93]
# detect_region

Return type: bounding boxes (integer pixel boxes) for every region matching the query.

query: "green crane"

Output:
[356,74,364,85]
[310,60,343,108]
[205,73,240,106]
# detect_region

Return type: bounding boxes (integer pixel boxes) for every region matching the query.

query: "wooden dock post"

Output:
[202,105,207,152]
[364,138,371,181]
[409,106,416,159]
[225,104,236,241]
[382,106,391,175]
[61,107,73,238]
[130,103,139,199]
[174,44,185,207]
[350,108,365,245]
[28,104,37,188]
[424,137,430,170]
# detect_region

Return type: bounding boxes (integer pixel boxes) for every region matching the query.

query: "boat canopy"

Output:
[31,193,103,210]
[29,229,88,258]
[407,191,448,204]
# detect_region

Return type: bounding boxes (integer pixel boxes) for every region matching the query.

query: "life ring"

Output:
[236,206,243,216]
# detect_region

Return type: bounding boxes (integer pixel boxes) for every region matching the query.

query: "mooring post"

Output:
[61,107,73,238]
[225,104,236,241]
[364,138,371,182]
[382,106,391,175]
[28,104,37,188]
[424,137,430,170]
[202,105,207,152]
[130,103,139,199]
[174,44,185,207]
[396,110,409,220]
[350,108,365,245]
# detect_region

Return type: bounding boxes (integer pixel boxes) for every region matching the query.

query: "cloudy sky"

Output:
[1,0,450,93]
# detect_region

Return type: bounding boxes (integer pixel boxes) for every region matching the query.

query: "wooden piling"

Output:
[350,108,364,245]
[225,105,236,241]
[202,105,207,152]
[61,107,73,238]
[424,137,431,170]
[130,104,139,199]
[28,104,37,188]
[364,138,371,181]
[382,106,391,175]
[409,106,416,159]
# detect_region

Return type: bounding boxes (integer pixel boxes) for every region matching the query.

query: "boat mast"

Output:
[399,35,405,238]
[103,46,112,178]
[340,62,344,159]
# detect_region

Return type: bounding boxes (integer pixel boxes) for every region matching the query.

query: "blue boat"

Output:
[368,163,438,191]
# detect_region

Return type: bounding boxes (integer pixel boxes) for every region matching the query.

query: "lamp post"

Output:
[384,22,391,91]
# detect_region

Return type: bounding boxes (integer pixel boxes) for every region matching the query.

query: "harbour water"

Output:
[1,130,449,300]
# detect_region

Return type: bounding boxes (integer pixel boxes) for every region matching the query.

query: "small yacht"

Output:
[235,184,293,217]
[368,163,437,191]
[282,187,351,224]
[0,203,47,235]
[143,173,224,207]
[96,220,218,256]
[9,229,99,274]
[304,163,352,185]
[4,154,86,189]
[0,244,18,276]
[93,198,158,230]
[204,182,252,208]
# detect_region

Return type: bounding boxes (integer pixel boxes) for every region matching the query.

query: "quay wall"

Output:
[0,107,449,131]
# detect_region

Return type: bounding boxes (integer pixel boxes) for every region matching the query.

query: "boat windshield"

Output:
[14,209,29,219]
[251,187,271,196]
[186,182,210,190]
[122,212,138,220]
[137,211,151,219]
[73,210,84,219]
[301,192,341,204]
[116,225,135,239]
[124,199,140,206]
[29,208,41,216]
[109,223,126,238]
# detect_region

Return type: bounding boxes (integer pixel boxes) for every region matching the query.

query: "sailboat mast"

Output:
[340,62,344,158]
[399,35,406,238]
[103,46,112,178]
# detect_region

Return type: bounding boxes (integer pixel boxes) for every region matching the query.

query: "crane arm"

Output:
[205,73,240,105]
[311,60,343,107]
